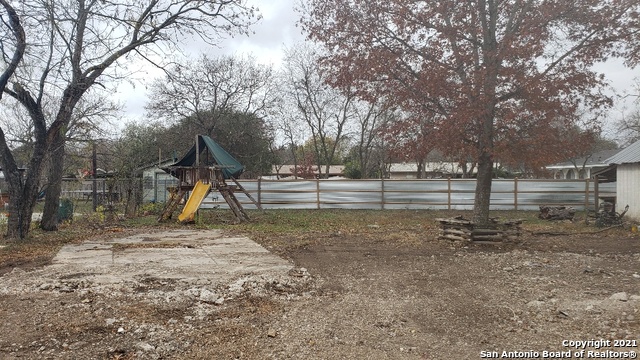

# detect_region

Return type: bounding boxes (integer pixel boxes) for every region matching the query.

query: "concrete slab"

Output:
[46,229,293,285]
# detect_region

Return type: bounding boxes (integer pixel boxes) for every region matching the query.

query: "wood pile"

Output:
[538,205,575,221]
[435,216,523,243]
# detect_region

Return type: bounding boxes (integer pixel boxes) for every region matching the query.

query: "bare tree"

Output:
[0,0,27,237]
[0,0,25,95]
[616,107,640,146]
[281,44,354,178]
[0,0,259,239]
[345,100,391,178]
[147,54,275,135]
[270,93,307,177]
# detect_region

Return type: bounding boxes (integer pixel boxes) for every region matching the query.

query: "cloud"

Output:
[116,0,304,122]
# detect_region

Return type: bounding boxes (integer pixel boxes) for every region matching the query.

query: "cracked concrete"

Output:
[46,229,293,285]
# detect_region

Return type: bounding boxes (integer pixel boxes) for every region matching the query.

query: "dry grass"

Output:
[0,208,619,274]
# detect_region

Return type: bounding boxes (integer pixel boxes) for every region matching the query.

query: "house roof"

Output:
[605,140,640,165]
[137,158,178,172]
[273,165,345,176]
[389,162,478,174]
[546,148,621,169]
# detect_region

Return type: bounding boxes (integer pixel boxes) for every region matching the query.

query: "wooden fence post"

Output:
[514,177,518,211]
[584,178,590,211]
[594,177,599,211]
[447,177,452,210]
[257,178,262,209]
[381,178,385,210]
[316,178,320,210]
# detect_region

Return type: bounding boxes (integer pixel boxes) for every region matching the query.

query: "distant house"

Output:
[602,140,640,220]
[545,148,621,179]
[269,165,346,179]
[387,162,478,179]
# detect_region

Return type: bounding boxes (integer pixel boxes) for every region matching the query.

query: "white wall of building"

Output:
[616,163,640,221]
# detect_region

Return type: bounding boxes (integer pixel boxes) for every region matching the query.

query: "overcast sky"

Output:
[114,0,305,123]
[114,0,639,136]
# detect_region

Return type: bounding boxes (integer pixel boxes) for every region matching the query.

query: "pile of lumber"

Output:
[435,216,523,243]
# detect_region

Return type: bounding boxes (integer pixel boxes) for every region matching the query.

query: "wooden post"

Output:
[316,178,320,209]
[584,178,590,211]
[447,177,452,210]
[257,178,262,209]
[514,177,518,211]
[231,177,262,211]
[195,135,200,168]
[594,176,599,211]
[92,141,98,212]
[381,177,385,210]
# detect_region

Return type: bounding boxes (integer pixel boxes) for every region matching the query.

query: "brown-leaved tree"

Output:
[301,0,638,224]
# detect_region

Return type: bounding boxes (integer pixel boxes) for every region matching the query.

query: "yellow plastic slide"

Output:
[178,180,212,222]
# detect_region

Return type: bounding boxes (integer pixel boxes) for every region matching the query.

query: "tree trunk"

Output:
[3,159,44,240]
[1,130,48,240]
[473,152,493,226]
[124,176,140,217]
[40,129,66,231]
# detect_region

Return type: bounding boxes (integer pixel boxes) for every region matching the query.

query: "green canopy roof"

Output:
[168,135,244,179]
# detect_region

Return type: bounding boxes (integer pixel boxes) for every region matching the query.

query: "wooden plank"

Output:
[442,229,471,236]
[230,177,263,211]
[472,240,504,245]
[439,234,468,241]
[472,229,502,235]
[472,234,504,240]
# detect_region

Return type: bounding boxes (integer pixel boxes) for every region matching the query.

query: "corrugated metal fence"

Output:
[200,179,616,211]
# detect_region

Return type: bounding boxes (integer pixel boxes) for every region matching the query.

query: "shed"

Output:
[140,159,179,203]
[604,140,640,221]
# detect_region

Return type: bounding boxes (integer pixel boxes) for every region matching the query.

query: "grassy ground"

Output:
[0,208,622,274]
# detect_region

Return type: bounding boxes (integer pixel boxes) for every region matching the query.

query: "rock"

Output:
[288,267,310,277]
[184,288,202,298]
[267,329,277,338]
[367,224,380,229]
[69,341,87,350]
[11,267,26,275]
[609,292,629,301]
[106,318,117,326]
[228,279,247,294]
[633,273,640,279]
[39,283,54,291]
[214,297,224,306]
[117,327,125,334]
[137,342,155,351]
[199,289,220,303]
[526,300,545,307]
[630,295,640,301]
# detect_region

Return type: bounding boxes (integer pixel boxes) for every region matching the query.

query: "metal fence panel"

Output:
[196,179,617,211]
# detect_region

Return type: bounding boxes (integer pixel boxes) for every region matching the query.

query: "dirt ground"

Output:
[0,215,639,360]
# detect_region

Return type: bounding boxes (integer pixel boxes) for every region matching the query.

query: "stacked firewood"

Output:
[435,216,523,242]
